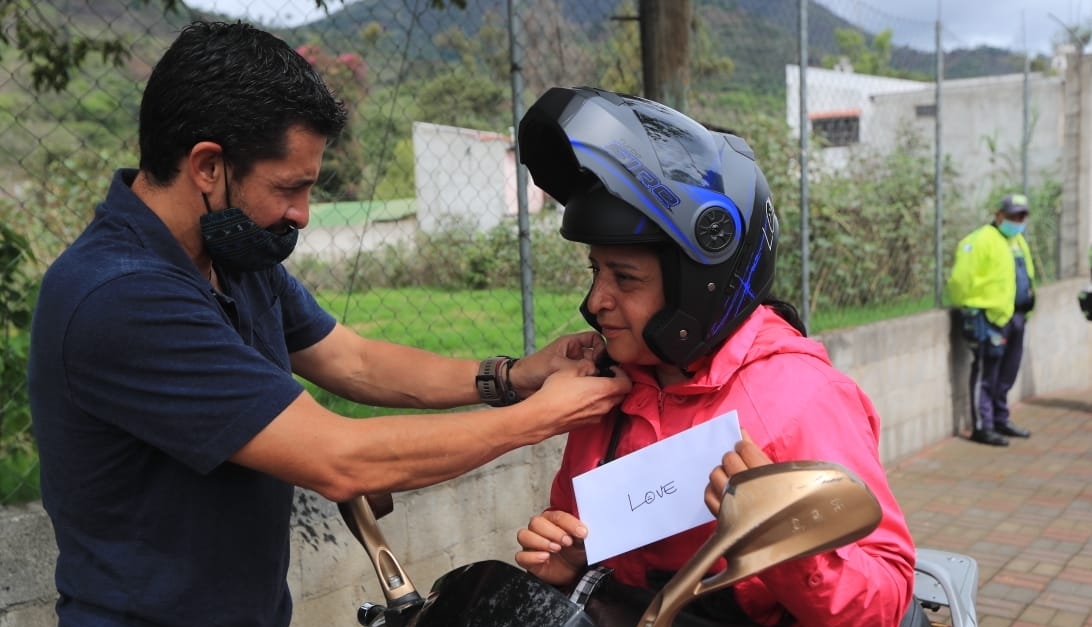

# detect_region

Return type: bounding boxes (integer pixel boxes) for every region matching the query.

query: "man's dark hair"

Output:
[138,21,348,184]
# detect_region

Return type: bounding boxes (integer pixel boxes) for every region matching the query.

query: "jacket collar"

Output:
[622,305,825,394]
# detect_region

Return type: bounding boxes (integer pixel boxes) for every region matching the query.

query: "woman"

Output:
[513,87,915,626]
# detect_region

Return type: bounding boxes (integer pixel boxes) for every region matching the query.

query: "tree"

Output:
[1,0,181,91]
[1048,14,1091,55]
[690,13,734,88]
[3,0,467,92]
[599,0,643,95]
[516,0,596,100]
[819,27,930,81]
[821,28,893,77]
[296,42,370,200]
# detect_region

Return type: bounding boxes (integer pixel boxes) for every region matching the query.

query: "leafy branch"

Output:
[0,0,467,92]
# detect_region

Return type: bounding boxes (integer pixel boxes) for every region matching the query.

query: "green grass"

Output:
[317,288,589,354]
[308,288,941,417]
[809,295,936,334]
[307,288,591,417]
[309,198,417,227]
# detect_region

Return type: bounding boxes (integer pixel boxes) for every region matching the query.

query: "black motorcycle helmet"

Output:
[518,86,778,370]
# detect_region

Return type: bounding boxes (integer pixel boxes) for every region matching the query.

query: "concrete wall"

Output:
[3,278,1090,627]
[817,278,1092,465]
[870,72,1065,207]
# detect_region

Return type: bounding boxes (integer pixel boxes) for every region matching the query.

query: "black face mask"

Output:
[200,170,298,273]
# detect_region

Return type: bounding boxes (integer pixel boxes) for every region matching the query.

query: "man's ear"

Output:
[187,141,224,196]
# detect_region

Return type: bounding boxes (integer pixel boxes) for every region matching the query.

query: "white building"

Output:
[413,121,545,234]
[785,63,1065,207]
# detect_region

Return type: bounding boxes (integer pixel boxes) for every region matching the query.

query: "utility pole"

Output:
[934,3,944,307]
[1021,10,1029,196]
[1049,12,1088,279]
[639,0,691,112]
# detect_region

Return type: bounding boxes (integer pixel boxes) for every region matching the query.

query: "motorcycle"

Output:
[913,548,979,627]
[1077,248,1092,320]
[339,461,977,627]
[1078,283,1092,321]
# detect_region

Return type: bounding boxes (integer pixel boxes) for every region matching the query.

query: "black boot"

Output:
[994,422,1031,438]
[970,429,1009,446]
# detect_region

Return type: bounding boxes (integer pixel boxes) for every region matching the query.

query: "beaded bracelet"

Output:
[502,357,519,404]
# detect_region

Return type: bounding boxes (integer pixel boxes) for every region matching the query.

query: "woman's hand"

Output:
[514,509,589,587]
[704,430,773,516]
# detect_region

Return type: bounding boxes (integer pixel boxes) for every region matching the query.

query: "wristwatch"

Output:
[476,355,517,406]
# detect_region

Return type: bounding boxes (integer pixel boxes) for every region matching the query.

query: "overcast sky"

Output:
[184,0,1089,57]
[184,0,328,27]
[817,0,1088,56]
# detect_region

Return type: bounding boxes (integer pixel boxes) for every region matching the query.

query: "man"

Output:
[946,193,1036,446]
[26,21,630,627]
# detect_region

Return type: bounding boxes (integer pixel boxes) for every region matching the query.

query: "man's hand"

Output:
[508,331,613,399]
[515,510,589,587]
[520,364,631,438]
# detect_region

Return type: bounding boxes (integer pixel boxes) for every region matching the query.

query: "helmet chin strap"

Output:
[578,246,705,376]
[641,247,702,373]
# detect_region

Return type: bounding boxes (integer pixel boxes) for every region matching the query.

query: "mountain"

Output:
[23,0,1042,110]
[898,45,1035,78]
[39,0,1039,89]
[281,0,1038,98]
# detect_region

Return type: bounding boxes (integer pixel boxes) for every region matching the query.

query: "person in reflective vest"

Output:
[946,193,1036,446]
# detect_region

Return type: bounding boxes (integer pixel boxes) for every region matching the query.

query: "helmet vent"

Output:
[695,206,735,253]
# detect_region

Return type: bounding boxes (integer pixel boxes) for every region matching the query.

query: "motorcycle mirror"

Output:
[366,492,395,519]
[637,460,883,627]
[338,495,425,614]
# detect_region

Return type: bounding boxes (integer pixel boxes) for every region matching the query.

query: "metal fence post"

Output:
[798,0,811,331]
[508,0,535,355]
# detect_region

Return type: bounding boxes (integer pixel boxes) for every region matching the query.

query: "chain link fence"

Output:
[0,0,1067,505]
[791,0,1062,328]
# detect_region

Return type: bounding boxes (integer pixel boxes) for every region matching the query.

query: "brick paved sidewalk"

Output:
[887,387,1092,627]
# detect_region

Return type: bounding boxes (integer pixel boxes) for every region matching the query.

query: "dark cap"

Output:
[999,194,1029,215]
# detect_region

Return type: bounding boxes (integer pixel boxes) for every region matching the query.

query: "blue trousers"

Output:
[969,312,1026,431]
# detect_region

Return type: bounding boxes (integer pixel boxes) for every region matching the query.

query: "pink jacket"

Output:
[549,306,915,626]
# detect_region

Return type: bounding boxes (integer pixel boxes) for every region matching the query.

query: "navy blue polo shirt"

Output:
[28,169,336,627]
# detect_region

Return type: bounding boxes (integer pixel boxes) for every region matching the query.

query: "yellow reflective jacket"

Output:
[945,224,1035,327]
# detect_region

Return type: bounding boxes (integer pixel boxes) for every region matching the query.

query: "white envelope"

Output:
[572,410,742,564]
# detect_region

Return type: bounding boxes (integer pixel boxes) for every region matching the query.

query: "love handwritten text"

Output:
[627,481,677,511]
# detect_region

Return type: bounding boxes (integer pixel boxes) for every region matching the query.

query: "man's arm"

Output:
[945,233,978,307]
[289,323,481,408]
[229,365,630,501]
[289,322,611,409]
